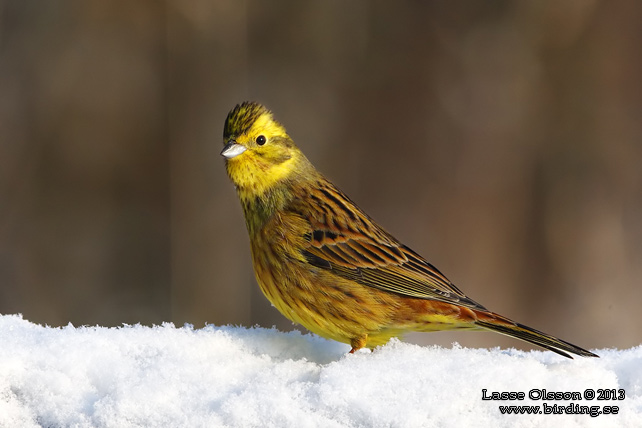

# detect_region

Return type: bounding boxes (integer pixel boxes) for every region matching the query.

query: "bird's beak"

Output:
[220,141,247,159]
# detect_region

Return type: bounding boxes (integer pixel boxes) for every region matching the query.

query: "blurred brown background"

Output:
[1,1,640,353]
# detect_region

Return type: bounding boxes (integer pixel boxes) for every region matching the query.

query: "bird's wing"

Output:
[293,180,487,311]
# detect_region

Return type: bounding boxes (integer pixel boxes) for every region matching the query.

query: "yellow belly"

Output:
[248,217,476,349]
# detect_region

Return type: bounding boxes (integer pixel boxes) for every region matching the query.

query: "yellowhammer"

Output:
[220,101,597,359]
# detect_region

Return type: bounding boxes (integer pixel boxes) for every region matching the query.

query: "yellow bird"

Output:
[221,101,597,359]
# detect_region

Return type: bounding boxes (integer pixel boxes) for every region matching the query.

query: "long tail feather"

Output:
[474,312,598,359]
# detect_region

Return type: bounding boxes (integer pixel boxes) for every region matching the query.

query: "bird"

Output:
[220,101,598,359]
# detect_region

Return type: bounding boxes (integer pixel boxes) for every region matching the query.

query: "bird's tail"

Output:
[473,310,598,359]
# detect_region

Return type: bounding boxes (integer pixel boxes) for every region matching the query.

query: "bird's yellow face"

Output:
[221,102,302,197]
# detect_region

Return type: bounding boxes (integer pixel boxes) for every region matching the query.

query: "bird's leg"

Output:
[349,335,368,353]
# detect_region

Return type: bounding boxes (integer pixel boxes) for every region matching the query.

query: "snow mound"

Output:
[0,314,639,427]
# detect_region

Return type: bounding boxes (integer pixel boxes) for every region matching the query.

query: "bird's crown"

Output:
[223,101,287,142]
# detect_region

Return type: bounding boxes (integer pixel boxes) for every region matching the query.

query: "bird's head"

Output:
[221,102,309,196]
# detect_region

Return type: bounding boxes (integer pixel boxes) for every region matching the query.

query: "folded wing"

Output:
[294,180,487,311]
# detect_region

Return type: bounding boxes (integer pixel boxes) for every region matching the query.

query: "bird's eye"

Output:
[256,135,267,146]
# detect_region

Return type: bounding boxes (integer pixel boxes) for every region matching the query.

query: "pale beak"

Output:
[220,141,247,159]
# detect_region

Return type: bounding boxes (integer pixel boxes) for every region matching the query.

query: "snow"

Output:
[0,314,640,428]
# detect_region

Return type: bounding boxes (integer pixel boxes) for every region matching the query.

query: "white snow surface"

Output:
[0,314,640,428]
